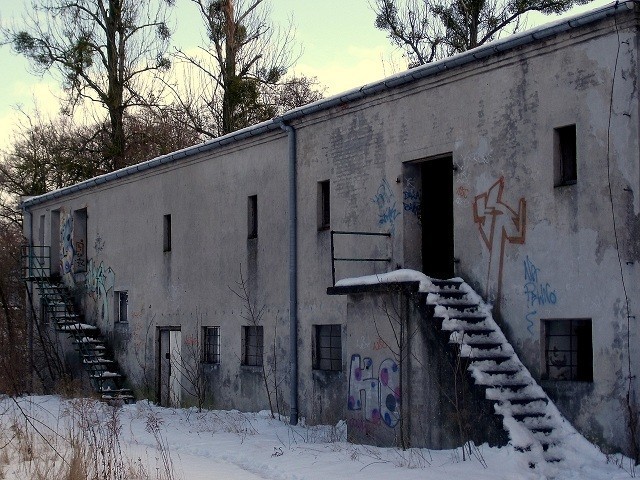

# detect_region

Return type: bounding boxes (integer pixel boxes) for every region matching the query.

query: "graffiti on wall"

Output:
[472,177,526,306]
[523,255,558,335]
[60,213,74,274]
[347,354,400,428]
[86,258,115,323]
[403,177,421,221]
[372,179,400,234]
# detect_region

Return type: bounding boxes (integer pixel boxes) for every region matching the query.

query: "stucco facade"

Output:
[23,3,640,455]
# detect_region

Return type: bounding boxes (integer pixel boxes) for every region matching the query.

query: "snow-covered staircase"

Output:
[426,277,569,467]
[36,278,135,403]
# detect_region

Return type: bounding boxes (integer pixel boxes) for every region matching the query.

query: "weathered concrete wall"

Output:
[23,10,640,454]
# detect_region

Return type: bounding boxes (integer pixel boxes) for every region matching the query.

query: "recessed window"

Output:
[203,326,221,364]
[241,325,263,366]
[116,291,128,323]
[248,195,258,239]
[313,324,342,371]
[73,208,87,272]
[163,214,172,252]
[554,124,577,186]
[543,319,592,381]
[318,180,330,230]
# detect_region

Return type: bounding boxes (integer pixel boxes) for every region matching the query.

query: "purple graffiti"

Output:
[348,354,401,428]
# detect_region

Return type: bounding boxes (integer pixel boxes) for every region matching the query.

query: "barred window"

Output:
[241,325,263,366]
[544,319,592,381]
[313,324,342,371]
[203,326,220,364]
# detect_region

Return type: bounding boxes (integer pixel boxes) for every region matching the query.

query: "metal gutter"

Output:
[21,1,634,211]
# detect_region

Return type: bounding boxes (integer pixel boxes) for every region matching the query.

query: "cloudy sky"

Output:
[0,0,608,150]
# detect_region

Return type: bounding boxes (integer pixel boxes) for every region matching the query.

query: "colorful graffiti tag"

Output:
[372,179,401,235]
[60,213,74,274]
[347,354,400,428]
[86,258,115,324]
[472,177,526,306]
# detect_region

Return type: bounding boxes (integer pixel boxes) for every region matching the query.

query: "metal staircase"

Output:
[22,246,134,403]
[426,277,572,468]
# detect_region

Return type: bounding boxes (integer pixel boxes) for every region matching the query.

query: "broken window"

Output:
[554,124,577,186]
[241,325,263,366]
[203,326,221,364]
[313,324,342,371]
[543,319,592,381]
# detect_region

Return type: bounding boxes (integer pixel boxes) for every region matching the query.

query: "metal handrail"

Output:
[330,230,392,285]
[21,245,51,280]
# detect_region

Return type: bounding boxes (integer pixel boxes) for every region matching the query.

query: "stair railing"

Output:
[330,230,392,285]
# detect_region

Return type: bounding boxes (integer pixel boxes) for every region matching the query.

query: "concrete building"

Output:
[22,2,640,460]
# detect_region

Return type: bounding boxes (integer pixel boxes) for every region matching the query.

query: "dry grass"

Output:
[0,397,176,480]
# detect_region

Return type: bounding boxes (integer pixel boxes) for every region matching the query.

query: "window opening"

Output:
[203,326,221,364]
[163,214,172,252]
[313,324,342,371]
[554,124,577,186]
[241,325,263,366]
[116,291,128,323]
[318,180,330,230]
[248,195,258,239]
[544,319,592,381]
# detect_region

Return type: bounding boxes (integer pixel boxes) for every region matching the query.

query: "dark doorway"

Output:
[421,157,454,279]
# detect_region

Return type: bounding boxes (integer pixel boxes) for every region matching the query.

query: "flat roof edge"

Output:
[22,1,632,210]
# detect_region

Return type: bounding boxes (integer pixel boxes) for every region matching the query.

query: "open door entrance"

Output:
[158,328,182,407]
[421,157,454,279]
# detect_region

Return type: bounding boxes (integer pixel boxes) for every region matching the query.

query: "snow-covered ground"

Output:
[0,395,636,480]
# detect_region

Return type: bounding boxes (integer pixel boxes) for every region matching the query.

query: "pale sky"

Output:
[0,0,609,150]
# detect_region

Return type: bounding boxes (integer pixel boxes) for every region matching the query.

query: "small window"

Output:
[203,326,221,364]
[163,214,172,252]
[241,325,263,366]
[248,195,258,239]
[554,125,577,186]
[116,291,128,323]
[318,180,330,230]
[543,319,592,381]
[313,324,342,371]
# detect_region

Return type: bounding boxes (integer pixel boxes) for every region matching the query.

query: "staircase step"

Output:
[467,352,513,363]
[90,372,123,379]
[512,412,547,421]
[431,279,463,289]
[434,290,467,300]
[439,303,479,312]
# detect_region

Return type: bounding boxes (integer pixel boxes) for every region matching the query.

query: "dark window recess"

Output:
[203,326,221,364]
[555,125,577,186]
[163,214,172,252]
[544,319,592,381]
[241,325,263,366]
[116,291,128,323]
[318,180,330,230]
[248,195,258,239]
[313,324,342,371]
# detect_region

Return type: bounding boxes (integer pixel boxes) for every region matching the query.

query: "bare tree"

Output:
[374,0,590,67]
[169,0,323,138]
[6,0,175,170]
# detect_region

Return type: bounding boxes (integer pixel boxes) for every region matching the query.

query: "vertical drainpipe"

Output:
[25,204,34,392]
[280,121,298,425]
